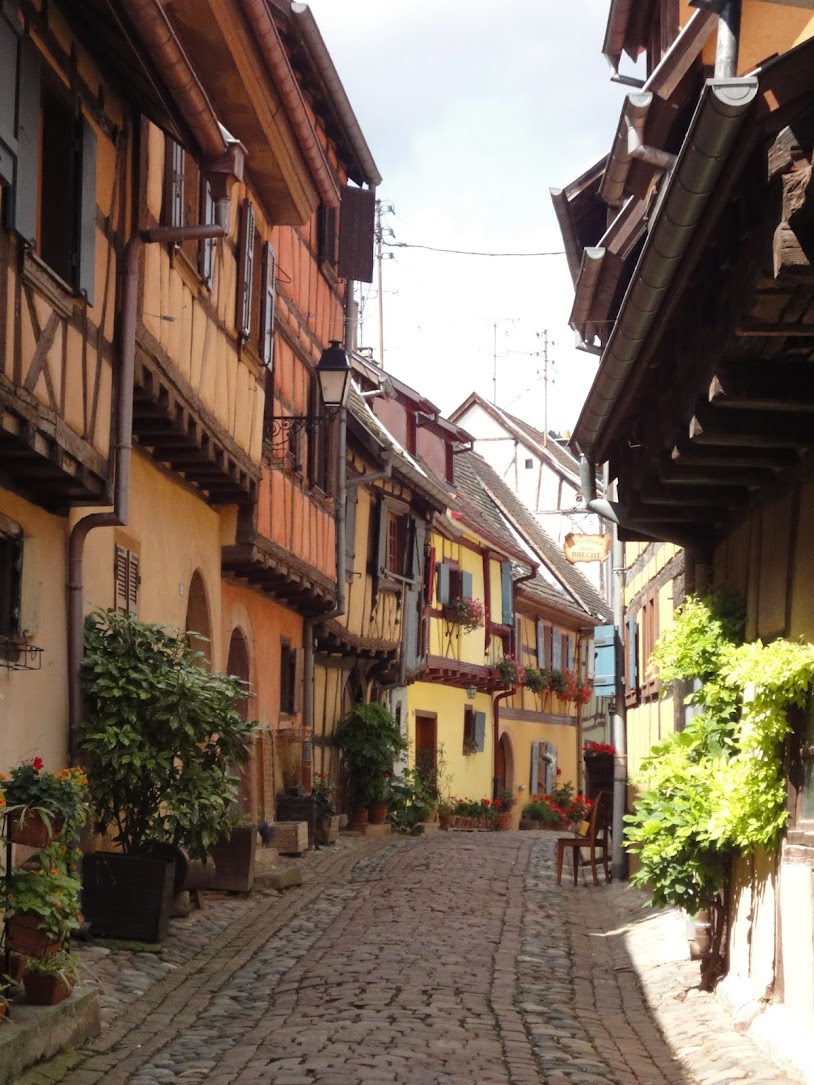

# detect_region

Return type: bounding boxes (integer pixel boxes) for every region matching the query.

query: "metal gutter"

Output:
[602,0,636,75]
[240,0,339,209]
[573,77,758,460]
[119,0,226,159]
[289,3,382,188]
[550,157,608,285]
[600,11,715,206]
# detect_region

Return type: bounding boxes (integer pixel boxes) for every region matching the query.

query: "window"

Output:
[524,458,534,470]
[308,374,330,492]
[373,499,415,585]
[0,527,23,638]
[163,138,217,285]
[387,513,407,578]
[463,707,486,754]
[280,641,297,716]
[114,544,140,617]
[8,42,97,302]
[236,198,276,367]
[639,588,659,698]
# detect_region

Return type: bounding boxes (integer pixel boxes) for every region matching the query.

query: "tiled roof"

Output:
[451,450,610,624]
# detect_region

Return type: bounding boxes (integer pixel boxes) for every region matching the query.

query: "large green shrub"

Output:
[78,609,256,860]
[333,702,407,809]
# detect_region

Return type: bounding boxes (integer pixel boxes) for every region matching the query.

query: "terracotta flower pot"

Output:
[496,812,512,831]
[368,801,388,825]
[23,972,73,1006]
[439,814,452,831]
[10,811,63,847]
[350,808,369,831]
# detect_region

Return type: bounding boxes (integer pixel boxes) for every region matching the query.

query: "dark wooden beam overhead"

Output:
[671,444,800,469]
[658,461,774,489]
[736,322,814,337]
[708,363,814,412]
[638,482,749,507]
[688,408,814,448]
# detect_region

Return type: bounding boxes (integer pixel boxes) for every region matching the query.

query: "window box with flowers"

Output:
[495,655,527,687]
[445,596,485,633]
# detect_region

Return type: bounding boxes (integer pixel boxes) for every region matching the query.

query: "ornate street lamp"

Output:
[264,339,351,448]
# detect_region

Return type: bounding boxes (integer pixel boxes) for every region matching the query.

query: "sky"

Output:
[307,0,629,434]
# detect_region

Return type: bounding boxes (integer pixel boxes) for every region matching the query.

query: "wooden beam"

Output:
[659,460,772,488]
[709,363,814,413]
[688,409,814,448]
[736,322,814,337]
[639,482,749,507]
[671,444,799,469]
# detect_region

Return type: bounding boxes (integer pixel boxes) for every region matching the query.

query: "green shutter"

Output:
[77,118,96,305]
[500,561,513,625]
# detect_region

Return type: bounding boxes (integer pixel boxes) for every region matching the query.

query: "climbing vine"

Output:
[625,593,814,959]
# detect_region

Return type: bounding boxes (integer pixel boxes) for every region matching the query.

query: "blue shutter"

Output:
[627,613,638,690]
[593,624,617,696]
[473,711,487,753]
[566,636,575,671]
[78,118,97,305]
[0,15,19,188]
[436,563,450,605]
[461,570,473,599]
[552,628,563,670]
[536,621,545,667]
[500,561,513,625]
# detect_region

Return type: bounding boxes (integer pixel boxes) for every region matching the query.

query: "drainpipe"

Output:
[714,0,741,79]
[66,192,235,761]
[626,95,677,171]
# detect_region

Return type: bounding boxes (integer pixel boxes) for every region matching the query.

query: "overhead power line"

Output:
[382,240,566,257]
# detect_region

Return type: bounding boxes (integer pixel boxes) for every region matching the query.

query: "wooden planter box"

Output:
[583,755,614,800]
[208,826,257,893]
[6,914,63,957]
[271,821,308,856]
[276,794,317,847]
[82,853,175,943]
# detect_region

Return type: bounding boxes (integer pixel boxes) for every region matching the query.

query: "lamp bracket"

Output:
[263,413,336,451]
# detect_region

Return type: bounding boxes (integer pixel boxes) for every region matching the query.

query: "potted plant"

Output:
[368,773,392,825]
[334,703,407,823]
[77,610,257,940]
[446,596,485,632]
[22,949,82,1006]
[0,760,89,846]
[5,845,83,956]
[523,667,548,695]
[494,788,516,831]
[495,656,526,687]
[310,775,340,846]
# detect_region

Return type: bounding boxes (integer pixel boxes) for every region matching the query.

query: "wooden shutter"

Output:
[0,15,19,188]
[593,623,617,696]
[564,634,574,671]
[164,139,184,227]
[318,203,337,267]
[236,200,255,339]
[536,620,545,668]
[114,545,128,613]
[500,561,513,625]
[544,624,552,668]
[338,184,375,283]
[12,36,39,244]
[375,499,389,579]
[552,628,563,670]
[425,546,436,606]
[436,562,450,605]
[530,740,540,794]
[461,570,473,599]
[259,241,276,367]
[345,483,357,570]
[626,612,639,691]
[473,711,487,753]
[77,118,96,305]
[127,551,139,616]
[198,178,214,284]
[544,741,557,795]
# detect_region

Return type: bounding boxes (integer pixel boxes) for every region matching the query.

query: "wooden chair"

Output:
[555,790,611,887]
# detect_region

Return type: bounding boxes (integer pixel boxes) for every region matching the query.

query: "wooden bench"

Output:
[555,789,611,887]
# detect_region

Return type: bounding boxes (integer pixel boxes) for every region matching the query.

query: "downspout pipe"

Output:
[714,0,741,79]
[66,197,232,761]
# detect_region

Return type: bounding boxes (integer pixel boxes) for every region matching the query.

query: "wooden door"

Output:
[415,712,437,786]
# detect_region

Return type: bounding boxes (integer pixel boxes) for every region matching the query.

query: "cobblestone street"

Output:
[17,833,799,1085]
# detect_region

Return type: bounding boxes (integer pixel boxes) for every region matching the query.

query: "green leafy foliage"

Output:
[625,593,814,914]
[6,843,83,941]
[333,702,407,809]
[78,609,257,860]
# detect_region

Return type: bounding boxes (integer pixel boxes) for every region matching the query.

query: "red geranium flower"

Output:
[32,757,44,771]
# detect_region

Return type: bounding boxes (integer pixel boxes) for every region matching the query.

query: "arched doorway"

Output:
[497,732,514,795]
[185,570,212,667]
[226,627,255,816]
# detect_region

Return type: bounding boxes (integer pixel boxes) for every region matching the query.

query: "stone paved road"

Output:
[17,832,800,1085]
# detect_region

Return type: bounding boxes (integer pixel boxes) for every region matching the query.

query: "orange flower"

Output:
[50,868,59,876]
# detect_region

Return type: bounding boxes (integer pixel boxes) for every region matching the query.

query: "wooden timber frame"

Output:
[591,42,814,551]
